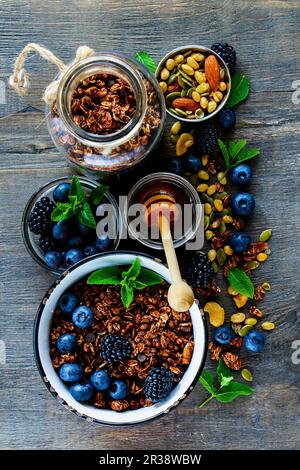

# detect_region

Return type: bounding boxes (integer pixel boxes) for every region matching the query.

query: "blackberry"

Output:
[211,43,236,74]
[185,252,213,289]
[101,334,132,364]
[29,197,56,235]
[194,121,221,155]
[39,235,56,253]
[144,367,174,403]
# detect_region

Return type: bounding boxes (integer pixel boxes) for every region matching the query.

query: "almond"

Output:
[171,97,199,112]
[204,55,220,91]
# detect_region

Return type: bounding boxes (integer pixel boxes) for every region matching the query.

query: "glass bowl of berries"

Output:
[22,176,120,274]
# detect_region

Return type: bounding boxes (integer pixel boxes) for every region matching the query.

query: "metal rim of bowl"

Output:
[33,250,208,426]
[21,176,121,275]
[155,44,231,123]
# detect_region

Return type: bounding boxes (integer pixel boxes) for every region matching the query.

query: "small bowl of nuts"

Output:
[156,45,231,122]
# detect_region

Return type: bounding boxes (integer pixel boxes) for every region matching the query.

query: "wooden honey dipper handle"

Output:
[159,215,194,312]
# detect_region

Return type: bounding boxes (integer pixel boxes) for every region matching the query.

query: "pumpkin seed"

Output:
[217,248,226,266]
[190,174,199,188]
[231,312,246,324]
[187,114,196,119]
[219,221,227,233]
[174,107,188,116]
[178,69,194,84]
[166,91,181,103]
[200,192,209,202]
[243,260,260,270]
[245,317,257,326]
[265,248,272,255]
[239,325,253,337]
[167,72,179,85]
[178,75,188,89]
[183,50,193,57]
[241,368,253,382]
[218,209,229,217]
[214,191,227,200]
[170,134,179,144]
[262,321,275,331]
[259,229,272,242]
[205,230,213,240]
[180,88,187,97]
[212,261,218,273]
[262,282,271,291]
[187,87,196,98]
[208,249,217,262]
[204,215,210,230]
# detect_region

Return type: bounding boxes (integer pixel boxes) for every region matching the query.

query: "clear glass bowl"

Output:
[46,52,166,181]
[22,177,120,275]
[124,172,202,250]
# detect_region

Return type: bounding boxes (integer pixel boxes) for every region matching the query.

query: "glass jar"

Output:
[46,53,166,181]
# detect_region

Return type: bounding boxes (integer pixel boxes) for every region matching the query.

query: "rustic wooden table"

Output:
[0,0,299,451]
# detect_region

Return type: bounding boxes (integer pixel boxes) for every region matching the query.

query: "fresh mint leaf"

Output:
[121,284,134,308]
[199,371,217,395]
[215,381,254,403]
[135,51,157,74]
[218,139,230,169]
[122,257,141,281]
[132,280,148,290]
[226,73,250,108]
[137,268,164,286]
[235,147,260,165]
[68,195,82,212]
[89,184,109,206]
[77,201,96,229]
[228,267,254,299]
[229,139,248,161]
[217,358,233,388]
[69,176,86,202]
[87,266,122,285]
[51,202,74,222]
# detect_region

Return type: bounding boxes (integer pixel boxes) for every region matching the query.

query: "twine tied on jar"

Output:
[9,42,95,104]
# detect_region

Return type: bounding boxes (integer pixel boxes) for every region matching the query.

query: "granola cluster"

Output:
[70,73,136,135]
[50,281,194,411]
[50,77,162,173]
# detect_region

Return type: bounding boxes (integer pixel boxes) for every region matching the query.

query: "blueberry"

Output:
[78,222,94,237]
[231,192,255,217]
[228,232,251,254]
[69,382,94,402]
[213,326,234,345]
[90,370,111,391]
[83,245,98,257]
[53,183,71,203]
[244,330,266,353]
[109,380,128,400]
[218,108,236,130]
[186,155,201,173]
[230,164,252,186]
[57,333,77,354]
[65,248,84,266]
[167,158,183,175]
[59,363,83,382]
[95,234,112,252]
[44,251,63,269]
[68,236,83,247]
[58,292,79,314]
[53,220,72,242]
[72,305,94,328]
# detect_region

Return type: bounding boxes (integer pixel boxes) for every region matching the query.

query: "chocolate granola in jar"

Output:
[47,53,165,180]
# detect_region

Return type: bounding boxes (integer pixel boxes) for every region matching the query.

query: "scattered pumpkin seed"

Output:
[205,230,213,240]
[180,88,187,97]
[262,282,271,291]
[179,69,194,83]
[265,248,272,255]
[166,91,181,104]
[167,72,178,85]
[231,312,246,323]
[262,322,275,331]
[208,249,217,262]
[178,75,188,89]
[239,324,254,337]
[245,317,257,326]
[219,221,227,233]
[217,248,226,266]
[241,368,253,382]
[174,107,189,117]
[214,191,227,200]
[259,229,272,242]
[204,215,210,230]
[243,260,260,270]
[211,261,218,273]
[217,171,227,185]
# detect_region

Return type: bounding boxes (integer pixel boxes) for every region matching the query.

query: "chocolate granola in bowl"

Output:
[50,275,194,412]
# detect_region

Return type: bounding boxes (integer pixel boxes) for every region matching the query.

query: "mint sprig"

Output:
[227,72,250,108]
[87,257,164,309]
[135,51,157,74]
[50,176,108,229]
[228,267,254,299]
[218,138,260,171]
[199,359,254,409]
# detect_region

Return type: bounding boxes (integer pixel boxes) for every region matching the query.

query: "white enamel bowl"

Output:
[34,251,208,425]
